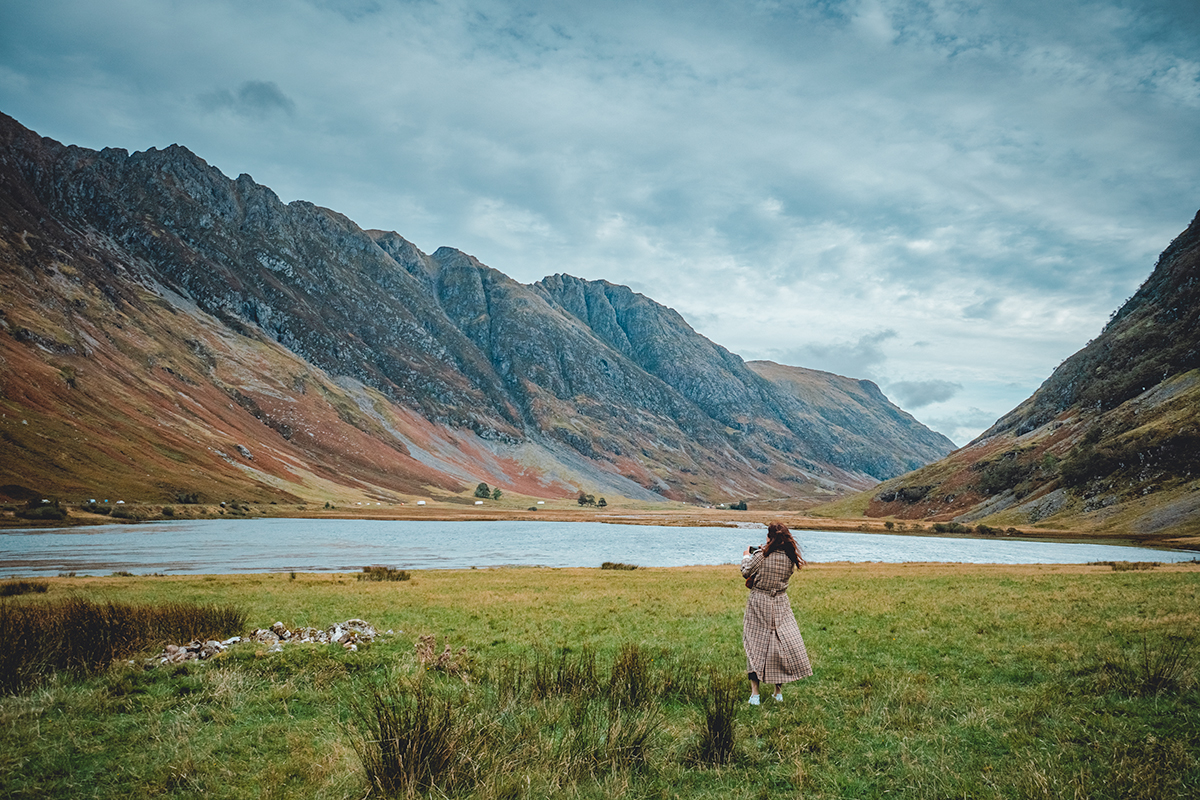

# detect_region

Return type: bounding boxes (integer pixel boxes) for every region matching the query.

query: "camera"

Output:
[748,545,760,554]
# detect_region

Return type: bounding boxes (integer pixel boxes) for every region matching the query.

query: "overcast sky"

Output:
[3,0,1198,444]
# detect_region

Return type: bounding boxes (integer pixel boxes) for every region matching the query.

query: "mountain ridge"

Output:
[0,112,954,506]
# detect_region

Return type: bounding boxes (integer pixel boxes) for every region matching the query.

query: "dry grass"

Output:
[0,597,245,691]
[357,566,412,582]
[0,580,49,597]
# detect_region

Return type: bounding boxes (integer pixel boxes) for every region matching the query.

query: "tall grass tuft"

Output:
[609,643,653,709]
[695,670,740,765]
[0,598,246,692]
[549,701,663,781]
[352,683,483,797]
[1100,634,1196,696]
[491,645,702,709]
[0,580,49,597]
[651,649,706,702]
[1099,633,1200,695]
[358,565,411,582]
[1089,561,1161,571]
[530,647,599,700]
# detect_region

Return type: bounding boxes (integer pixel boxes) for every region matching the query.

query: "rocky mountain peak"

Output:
[1,113,954,506]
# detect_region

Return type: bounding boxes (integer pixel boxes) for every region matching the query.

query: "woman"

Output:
[740,521,813,704]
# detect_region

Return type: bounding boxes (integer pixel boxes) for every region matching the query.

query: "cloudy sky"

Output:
[2,0,1198,444]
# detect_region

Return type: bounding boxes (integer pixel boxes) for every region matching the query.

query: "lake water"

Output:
[0,519,1196,576]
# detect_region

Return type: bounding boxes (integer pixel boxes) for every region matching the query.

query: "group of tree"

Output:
[577,492,607,507]
[15,497,68,521]
[474,482,502,501]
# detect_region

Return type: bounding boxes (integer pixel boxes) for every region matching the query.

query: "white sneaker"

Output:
[748,694,760,705]
[772,693,783,702]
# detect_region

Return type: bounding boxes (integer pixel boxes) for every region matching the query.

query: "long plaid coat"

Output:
[740,548,813,684]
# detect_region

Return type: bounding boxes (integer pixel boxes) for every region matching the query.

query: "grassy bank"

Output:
[1,563,1198,798]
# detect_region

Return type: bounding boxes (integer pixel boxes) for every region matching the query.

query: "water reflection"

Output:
[0,519,1195,576]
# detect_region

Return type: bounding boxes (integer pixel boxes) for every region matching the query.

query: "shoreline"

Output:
[6,561,1200,584]
[2,506,1197,575]
[3,502,1197,552]
[3,503,1197,552]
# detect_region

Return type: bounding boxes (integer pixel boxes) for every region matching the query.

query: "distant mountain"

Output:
[825,208,1200,540]
[0,113,953,506]
[745,360,954,477]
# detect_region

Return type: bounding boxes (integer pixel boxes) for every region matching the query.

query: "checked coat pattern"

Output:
[740,548,813,684]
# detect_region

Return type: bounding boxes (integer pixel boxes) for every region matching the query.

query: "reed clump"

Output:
[1096,633,1196,696]
[609,642,653,709]
[353,683,486,797]
[358,565,412,582]
[0,580,49,597]
[695,669,740,765]
[352,645,669,798]
[529,646,600,699]
[0,597,246,691]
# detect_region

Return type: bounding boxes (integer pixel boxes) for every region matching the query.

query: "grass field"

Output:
[2,563,1198,798]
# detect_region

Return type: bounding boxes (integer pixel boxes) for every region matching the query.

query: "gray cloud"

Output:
[312,0,382,22]
[199,81,295,117]
[924,407,1007,447]
[963,298,1002,321]
[778,330,898,380]
[1,0,1197,443]
[887,380,963,409]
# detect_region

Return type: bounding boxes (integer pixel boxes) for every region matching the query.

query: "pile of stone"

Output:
[156,619,385,664]
[247,619,381,652]
[160,636,242,664]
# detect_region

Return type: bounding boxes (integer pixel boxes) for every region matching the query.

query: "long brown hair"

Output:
[763,521,805,568]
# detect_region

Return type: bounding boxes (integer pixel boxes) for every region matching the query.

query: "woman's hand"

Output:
[743,546,752,556]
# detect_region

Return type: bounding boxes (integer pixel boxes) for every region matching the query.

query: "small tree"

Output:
[474,482,491,499]
[597,497,607,508]
[491,487,502,501]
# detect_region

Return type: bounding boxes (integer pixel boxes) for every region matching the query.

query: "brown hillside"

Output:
[814,209,1200,543]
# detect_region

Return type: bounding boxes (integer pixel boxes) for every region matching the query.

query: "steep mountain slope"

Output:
[829,209,1200,540]
[745,361,955,477]
[0,113,953,505]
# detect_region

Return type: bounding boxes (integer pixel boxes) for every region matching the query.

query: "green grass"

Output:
[1,564,1198,798]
